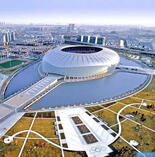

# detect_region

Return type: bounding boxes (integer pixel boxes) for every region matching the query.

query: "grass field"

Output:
[112,138,137,157]
[85,105,102,113]
[95,109,119,126]
[121,120,155,152]
[64,151,87,157]
[133,76,155,100]
[108,103,126,113]
[29,119,57,139]
[0,138,24,157]
[0,60,26,68]
[121,106,155,130]
[22,139,62,157]
[5,117,33,137]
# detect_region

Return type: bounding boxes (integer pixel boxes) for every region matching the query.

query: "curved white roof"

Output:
[43,45,120,68]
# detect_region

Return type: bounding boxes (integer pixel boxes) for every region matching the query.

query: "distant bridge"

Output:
[117,65,155,75]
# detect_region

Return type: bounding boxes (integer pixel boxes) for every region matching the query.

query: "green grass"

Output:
[0,60,26,68]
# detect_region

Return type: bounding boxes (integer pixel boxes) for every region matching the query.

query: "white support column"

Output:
[88,35,90,43]
[95,36,97,44]
[81,35,84,42]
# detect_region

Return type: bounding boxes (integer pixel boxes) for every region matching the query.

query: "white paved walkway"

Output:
[0,75,62,123]
[55,107,114,157]
[18,112,37,157]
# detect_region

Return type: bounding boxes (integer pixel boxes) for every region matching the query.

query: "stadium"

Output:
[41,45,120,80]
[2,45,152,109]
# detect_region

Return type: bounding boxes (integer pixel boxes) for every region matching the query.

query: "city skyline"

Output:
[0,0,155,26]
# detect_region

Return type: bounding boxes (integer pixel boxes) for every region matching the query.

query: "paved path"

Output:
[132,96,155,103]
[118,65,155,75]
[119,102,155,115]
[85,108,146,157]
[4,106,149,157]
[106,107,155,133]
[18,112,37,157]
[91,102,154,157]
[0,75,62,124]
[0,112,24,138]
[106,103,149,157]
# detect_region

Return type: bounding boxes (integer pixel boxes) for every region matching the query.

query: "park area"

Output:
[0,112,86,157]
[0,77,154,157]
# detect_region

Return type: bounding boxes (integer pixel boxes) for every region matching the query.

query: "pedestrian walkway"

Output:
[0,74,63,124]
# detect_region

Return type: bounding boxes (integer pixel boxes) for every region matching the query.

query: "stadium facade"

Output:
[41,45,120,80]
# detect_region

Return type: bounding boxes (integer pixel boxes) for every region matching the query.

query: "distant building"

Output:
[83,35,89,43]
[5,32,10,43]
[1,32,16,44]
[77,35,82,42]
[2,34,7,44]
[97,37,106,46]
[89,36,97,44]
[67,24,75,32]
[120,39,127,48]
[11,32,16,41]
[76,35,106,46]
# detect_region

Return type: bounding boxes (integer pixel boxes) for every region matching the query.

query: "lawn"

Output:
[133,76,155,101]
[22,139,62,157]
[0,138,24,157]
[121,120,155,152]
[108,103,125,113]
[29,119,57,139]
[112,138,137,157]
[85,105,102,113]
[119,97,142,104]
[6,117,33,137]
[0,60,26,68]
[64,151,87,157]
[94,109,117,126]
[121,106,155,130]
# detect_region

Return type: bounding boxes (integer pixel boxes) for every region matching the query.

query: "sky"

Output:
[0,0,155,26]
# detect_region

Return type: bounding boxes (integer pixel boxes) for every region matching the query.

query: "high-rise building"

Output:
[96,37,106,46]
[2,32,16,43]
[5,32,10,43]
[9,32,12,41]
[77,35,82,42]
[89,36,97,44]
[11,32,16,41]
[2,34,7,43]
[83,36,89,42]
[76,35,106,46]
[67,24,75,32]
[120,39,127,48]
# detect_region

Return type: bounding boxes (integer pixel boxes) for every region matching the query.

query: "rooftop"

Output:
[61,46,102,54]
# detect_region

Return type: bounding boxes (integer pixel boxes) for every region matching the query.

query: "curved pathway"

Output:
[7,103,147,157]
[109,103,147,157]
[9,129,82,151]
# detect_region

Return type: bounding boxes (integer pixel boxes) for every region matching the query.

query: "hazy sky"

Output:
[0,0,155,26]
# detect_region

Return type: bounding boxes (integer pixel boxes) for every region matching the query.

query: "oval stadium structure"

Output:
[41,45,120,80]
